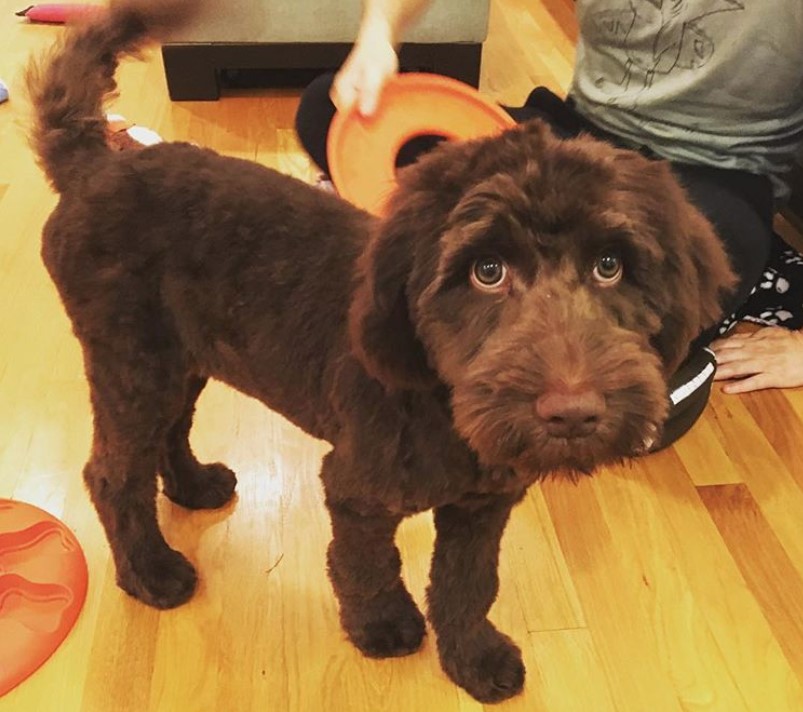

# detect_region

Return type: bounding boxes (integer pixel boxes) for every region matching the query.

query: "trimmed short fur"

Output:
[27,0,735,703]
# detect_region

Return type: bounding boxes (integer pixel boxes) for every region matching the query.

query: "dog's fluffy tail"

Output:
[26,0,193,193]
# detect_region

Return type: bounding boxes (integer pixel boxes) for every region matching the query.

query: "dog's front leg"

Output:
[325,496,426,658]
[428,491,526,703]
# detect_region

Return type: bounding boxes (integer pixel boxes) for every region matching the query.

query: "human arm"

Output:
[710,326,803,393]
[331,0,433,116]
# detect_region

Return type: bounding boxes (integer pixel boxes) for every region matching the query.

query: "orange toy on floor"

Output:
[0,499,88,697]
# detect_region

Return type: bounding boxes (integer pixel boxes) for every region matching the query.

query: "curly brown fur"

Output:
[27,1,735,703]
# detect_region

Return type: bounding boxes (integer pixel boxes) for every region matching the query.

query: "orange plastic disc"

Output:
[327,73,516,215]
[0,499,88,697]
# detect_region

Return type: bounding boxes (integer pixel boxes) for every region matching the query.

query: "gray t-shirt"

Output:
[570,0,803,199]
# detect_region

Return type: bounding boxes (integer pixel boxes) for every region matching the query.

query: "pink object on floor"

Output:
[16,4,101,24]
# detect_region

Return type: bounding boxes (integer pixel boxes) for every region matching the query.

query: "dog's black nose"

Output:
[535,388,605,439]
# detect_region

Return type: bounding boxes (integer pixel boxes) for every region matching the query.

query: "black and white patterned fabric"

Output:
[719,232,803,334]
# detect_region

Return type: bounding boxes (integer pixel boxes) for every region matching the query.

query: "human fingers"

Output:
[720,372,779,394]
[713,355,765,380]
[355,45,398,116]
[331,37,397,117]
[331,70,359,114]
[710,335,752,356]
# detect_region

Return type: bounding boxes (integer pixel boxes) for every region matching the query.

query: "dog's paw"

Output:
[348,606,427,658]
[116,547,198,609]
[439,624,525,703]
[163,462,237,510]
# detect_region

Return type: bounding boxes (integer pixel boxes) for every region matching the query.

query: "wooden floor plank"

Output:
[740,388,803,493]
[482,0,575,102]
[541,475,687,712]
[639,451,803,710]
[705,392,803,579]
[500,487,586,633]
[673,412,744,486]
[520,629,618,712]
[698,484,803,684]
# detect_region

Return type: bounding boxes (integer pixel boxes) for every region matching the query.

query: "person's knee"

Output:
[720,217,773,309]
[673,166,774,312]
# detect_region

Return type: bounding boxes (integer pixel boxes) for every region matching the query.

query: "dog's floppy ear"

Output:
[657,187,736,372]
[349,136,487,390]
[349,128,526,390]
[349,212,438,390]
[683,205,738,329]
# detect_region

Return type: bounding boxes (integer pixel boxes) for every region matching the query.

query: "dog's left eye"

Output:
[592,253,623,285]
[471,256,508,291]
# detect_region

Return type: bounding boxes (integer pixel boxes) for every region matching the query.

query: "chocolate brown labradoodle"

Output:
[26,0,735,702]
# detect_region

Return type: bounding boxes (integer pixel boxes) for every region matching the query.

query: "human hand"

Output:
[331,28,398,117]
[710,326,803,393]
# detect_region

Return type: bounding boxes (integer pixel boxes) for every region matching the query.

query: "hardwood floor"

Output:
[1,1,802,710]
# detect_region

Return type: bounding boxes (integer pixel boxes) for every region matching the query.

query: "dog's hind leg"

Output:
[81,338,198,609]
[323,456,426,658]
[159,375,237,510]
[427,491,526,703]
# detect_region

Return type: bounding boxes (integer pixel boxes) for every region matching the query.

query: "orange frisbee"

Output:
[0,499,88,697]
[328,73,516,215]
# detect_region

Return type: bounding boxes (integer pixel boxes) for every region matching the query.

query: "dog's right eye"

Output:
[592,252,623,286]
[470,257,509,291]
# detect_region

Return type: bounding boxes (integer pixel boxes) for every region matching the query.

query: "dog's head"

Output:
[349,120,735,475]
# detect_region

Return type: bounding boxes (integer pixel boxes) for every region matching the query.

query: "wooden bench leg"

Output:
[161,46,220,101]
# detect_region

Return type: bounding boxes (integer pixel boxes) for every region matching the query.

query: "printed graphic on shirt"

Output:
[588,0,745,107]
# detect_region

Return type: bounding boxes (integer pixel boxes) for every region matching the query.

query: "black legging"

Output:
[295,73,775,341]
